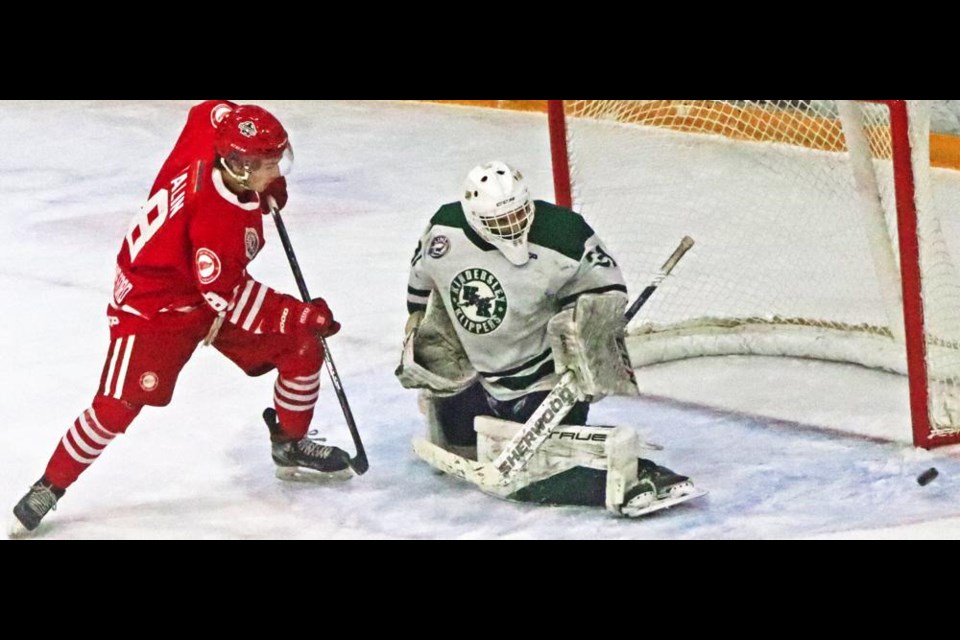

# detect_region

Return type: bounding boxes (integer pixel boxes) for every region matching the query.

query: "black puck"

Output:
[917,467,939,486]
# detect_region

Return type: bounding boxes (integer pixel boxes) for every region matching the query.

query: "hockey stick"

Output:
[269,200,369,475]
[415,235,695,488]
[489,235,695,479]
[626,235,695,320]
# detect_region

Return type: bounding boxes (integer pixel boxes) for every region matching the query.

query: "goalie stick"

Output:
[416,235,695,489]
[269,199,369,475]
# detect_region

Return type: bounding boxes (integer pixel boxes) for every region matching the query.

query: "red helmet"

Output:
[214,104,289,162]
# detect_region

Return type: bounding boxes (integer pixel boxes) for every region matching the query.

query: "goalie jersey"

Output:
[406,200,627,401]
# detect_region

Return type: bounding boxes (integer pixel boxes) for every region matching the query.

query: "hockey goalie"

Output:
[396,160,703,517]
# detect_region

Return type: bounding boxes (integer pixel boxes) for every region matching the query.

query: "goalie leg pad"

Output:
[604,426,641,514]
[418,390,446,448]
[476,417,636,508]
[475,417,703,515]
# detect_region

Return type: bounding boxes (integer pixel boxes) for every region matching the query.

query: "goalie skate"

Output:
[620,484,707,518]
[615,457,705,517]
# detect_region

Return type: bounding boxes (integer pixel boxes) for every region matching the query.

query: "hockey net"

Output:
[549,100,960,447]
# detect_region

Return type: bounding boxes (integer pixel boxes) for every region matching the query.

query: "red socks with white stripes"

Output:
[41,369,322,489]
[273,372,320,439]
[43,396,142,489]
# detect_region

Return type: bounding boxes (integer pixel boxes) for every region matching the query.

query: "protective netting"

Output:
[561,100,960,441]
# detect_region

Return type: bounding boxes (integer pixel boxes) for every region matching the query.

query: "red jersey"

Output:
[151,100,235,194]
[110,100,295,336]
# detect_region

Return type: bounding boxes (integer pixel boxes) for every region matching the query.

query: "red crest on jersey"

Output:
[196,248,222,284]
[139,372,159,392]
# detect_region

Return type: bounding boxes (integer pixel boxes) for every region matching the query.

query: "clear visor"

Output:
[278,144,295,176]
[239,144,295,177]
[479,201,534,240]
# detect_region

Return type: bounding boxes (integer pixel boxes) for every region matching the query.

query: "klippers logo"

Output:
[448,268,507,335]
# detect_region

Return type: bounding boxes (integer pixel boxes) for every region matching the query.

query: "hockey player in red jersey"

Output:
[11,101,348,537]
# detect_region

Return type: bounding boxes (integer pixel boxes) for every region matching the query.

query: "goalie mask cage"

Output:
[547,100,960,449]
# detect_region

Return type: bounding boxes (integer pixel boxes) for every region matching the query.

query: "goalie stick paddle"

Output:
[269,200,369,475]
[424,235,696,489]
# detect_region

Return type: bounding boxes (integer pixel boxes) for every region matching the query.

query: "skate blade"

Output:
[275,466,354,483]
[620,488,707,518]
[661,480,696,499]
[8,517,35,539]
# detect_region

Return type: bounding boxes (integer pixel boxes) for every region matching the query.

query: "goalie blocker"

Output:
[547,292,639,400]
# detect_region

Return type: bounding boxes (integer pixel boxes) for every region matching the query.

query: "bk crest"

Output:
[449,268,508,335]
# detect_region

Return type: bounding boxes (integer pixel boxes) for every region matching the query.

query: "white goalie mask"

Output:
[460,161,536,266]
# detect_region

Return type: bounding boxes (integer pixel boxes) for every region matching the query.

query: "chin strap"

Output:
[218,156,251,188]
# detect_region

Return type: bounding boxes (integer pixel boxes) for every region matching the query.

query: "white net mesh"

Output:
[561,100,960,441]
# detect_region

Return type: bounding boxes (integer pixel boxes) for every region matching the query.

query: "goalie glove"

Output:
[395,296,477,396]
[547,293,639,400]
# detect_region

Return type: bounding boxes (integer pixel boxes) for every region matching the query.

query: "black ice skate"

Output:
[263,408,352,481]
[10,477,65,538]
[620,459,705,518]
[636,458,694,500]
